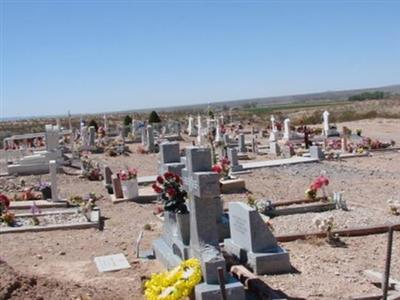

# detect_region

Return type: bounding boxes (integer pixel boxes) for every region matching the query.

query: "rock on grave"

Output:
[224,202,291,275]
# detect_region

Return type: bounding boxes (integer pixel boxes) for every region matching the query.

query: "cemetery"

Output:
[1,112,400,300]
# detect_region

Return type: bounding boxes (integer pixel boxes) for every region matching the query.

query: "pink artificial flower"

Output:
[128,167,138,177]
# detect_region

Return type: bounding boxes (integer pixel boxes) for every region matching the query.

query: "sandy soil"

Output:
[1,118,400,300]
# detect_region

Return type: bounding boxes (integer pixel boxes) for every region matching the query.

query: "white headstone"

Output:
[271,115,277,132]
[103,114,108,131]
[283,118,291,140]
[215,118,221,142]
[188,115,195,136]
[323,111,330,136]
[197,115,204,145]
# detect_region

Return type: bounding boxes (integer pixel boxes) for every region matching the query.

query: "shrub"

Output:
[148,111,161,123]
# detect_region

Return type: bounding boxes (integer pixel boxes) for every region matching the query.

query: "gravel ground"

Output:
[0,118,400,300]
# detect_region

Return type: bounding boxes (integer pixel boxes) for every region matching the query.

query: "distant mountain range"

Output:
[3,84,400,121]
[147,84,400,113]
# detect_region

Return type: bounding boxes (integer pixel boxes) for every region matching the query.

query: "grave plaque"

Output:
[94,253,130,272]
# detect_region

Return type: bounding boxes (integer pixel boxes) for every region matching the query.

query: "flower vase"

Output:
[121,178,139,199]
[176,213,190,245]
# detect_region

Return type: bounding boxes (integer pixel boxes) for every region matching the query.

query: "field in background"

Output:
[1,95,400,148]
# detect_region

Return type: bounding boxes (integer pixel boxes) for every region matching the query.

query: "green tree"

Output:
[123,115,132,126]
[148,110,161,123]
[208,108,214,119]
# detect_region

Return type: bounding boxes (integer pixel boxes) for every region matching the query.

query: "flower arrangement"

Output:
[0,194,15,226]
[1,211,15,226]
[80,155,103,181]
[212,157,231,179]
[0,194,10,215]
[152,172,188,214]
[117,167,138,181]
[70,192,100,214]
[387,199,400,216]
[144,258,202,300]
[305,175,329,200]
[313,215,338,243]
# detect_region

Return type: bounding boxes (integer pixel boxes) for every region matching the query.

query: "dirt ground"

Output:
[1,118,400,300]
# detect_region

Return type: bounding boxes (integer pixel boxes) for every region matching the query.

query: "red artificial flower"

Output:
[156,176,164,184]
[0,194,10,208]
[174,174,181,183]
[212,165,223,174]
[167,187,177,198]
[164,172,174,180]
[152,183,163,194]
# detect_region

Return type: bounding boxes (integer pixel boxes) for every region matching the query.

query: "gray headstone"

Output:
[141,127,147,145]
[281,144,295,158]
[310,145,325,160]
[224,202,291,275]
[185,147,212,173]
[227,148,239,166]
[238,134,246,153]
[103,165,112,185]
[229,202,277,252]
[223,133,230,145]
[159,142,180,164]
[269,141,280,156]
[89,126,96,146]
[146,125,155,152]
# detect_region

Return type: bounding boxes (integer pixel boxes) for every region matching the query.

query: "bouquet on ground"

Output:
[305,175,329,200]
[212,157,231,180]
[117,167,138,181]
[80,155,103,181]
[70,192,100,214]
[152,172,188,214]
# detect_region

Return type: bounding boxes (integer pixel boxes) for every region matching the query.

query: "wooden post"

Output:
[383,227,394,300]
[217,267,227,300]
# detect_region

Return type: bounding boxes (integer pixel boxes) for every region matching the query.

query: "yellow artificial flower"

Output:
[144,258,202,300]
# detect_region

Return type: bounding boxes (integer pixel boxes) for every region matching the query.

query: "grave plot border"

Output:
[0,209,100,234]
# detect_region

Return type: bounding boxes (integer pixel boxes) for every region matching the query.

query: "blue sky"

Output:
[1,0,400,118]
